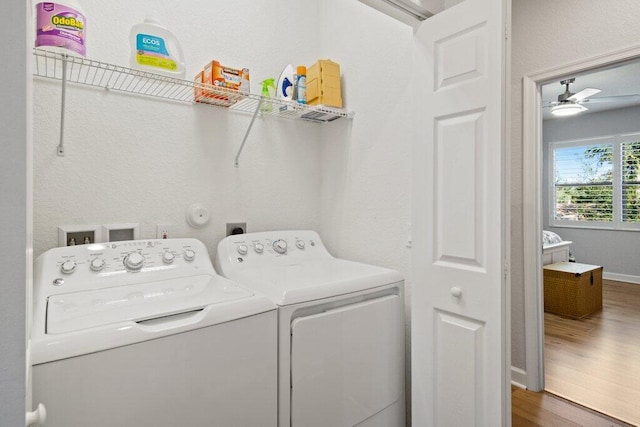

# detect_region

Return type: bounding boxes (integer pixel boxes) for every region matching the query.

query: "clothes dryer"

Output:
[31,238,277,427]
[215,230,405,427]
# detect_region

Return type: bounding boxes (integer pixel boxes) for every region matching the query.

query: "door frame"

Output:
[522,44,640,391]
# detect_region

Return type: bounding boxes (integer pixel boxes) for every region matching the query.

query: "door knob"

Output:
[26,403,46,426]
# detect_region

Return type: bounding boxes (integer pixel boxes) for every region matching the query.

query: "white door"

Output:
[411,0,509,425]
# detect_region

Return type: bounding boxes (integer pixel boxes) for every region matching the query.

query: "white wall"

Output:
[0,0,28,424]
[511,0,640,371]
[33,0,325,258]
[317,3,413,276]
[542,106,640,279]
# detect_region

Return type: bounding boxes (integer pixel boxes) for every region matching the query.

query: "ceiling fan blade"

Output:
[568,87,602,101]
[582,94,640,104]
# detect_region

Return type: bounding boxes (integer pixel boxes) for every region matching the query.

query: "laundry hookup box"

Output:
[543,262,603,318]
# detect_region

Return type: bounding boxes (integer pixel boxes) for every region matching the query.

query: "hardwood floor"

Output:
[544,279,640,426]
[512,386,633,426]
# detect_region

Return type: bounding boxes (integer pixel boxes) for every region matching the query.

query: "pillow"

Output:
[542,230,563,245]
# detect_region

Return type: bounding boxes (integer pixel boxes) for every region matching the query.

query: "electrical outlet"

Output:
[226,222,247,236]
[156,224,172,239]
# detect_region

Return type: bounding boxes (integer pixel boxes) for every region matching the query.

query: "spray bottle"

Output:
[260,78,276,113]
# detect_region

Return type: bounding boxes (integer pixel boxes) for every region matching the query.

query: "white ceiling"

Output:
[541,58,640,120]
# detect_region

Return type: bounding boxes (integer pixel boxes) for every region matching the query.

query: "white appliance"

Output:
[214,230,406,427]
[31,238,277,427]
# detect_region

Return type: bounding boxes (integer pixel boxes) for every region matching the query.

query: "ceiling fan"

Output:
[544,78,640,117]
[546,78,601,116]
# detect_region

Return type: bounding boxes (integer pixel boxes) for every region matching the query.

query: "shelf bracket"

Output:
[234,98,263,168]
[57,55,68,157]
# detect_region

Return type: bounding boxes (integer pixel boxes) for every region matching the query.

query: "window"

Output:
[622,140,640,223]
[550,133,640,230]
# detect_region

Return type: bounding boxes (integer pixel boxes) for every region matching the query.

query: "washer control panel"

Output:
[34,239,211,294]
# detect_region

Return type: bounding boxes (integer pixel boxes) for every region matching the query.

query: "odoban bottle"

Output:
[35,0,87,57]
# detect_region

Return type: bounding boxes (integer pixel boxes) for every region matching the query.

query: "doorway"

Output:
[522,45,640,423]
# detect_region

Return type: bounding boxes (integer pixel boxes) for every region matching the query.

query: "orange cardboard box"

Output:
[204,60,250,92]
[194,60,250,106]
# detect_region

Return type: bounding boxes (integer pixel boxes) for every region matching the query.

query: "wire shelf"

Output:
[32,48,353,122]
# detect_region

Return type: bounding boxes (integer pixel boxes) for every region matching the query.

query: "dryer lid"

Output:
[46,274,253,334]
[228,259,403,306]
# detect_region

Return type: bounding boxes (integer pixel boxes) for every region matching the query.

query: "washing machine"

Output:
[214,230,405,427]
[31,238,277,427]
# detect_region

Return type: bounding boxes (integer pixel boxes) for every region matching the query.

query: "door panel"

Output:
[435,23,487,90]
[435,310,486,426]
[290,295,404,427]
[412,0,508,425]
[435,109,485,268]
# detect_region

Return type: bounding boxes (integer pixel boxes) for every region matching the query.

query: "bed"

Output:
[542,230,572,265]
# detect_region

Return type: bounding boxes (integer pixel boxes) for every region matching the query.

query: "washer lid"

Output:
[46,274,253,334]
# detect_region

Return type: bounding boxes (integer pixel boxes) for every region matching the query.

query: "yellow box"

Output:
[307,59,342,108]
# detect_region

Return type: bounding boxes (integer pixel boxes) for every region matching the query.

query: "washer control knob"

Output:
[237,245,248,255]
[254,243,264,254]
[60,260,77,274]
[124,252,144,270]
[273,239,288,254]
[90,258,106,272]
[184,249,196,262]
[162,251,175,264]
[296,240,305,250]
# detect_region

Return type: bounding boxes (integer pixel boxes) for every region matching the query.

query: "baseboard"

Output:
[603,272,640,284]
[511,366,527,389]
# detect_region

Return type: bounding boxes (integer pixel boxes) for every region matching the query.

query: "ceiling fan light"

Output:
[551,102,588,117]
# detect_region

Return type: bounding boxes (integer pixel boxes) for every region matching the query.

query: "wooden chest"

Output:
[543,262,603,318]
